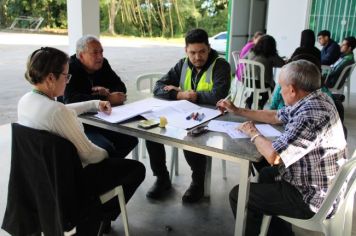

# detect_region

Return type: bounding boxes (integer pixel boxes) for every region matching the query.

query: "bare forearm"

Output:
[253,135,281,165]
[233,107,281,125]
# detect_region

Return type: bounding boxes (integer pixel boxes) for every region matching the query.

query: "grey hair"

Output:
[280,60,321,92]
[76,35,100,58]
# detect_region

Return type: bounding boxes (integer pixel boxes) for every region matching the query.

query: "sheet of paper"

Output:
[95,98,157,123]
[207,120,281,139]
[142,100,221,129]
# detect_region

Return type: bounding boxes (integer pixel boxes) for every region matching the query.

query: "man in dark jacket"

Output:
[318,30,341,65]
[64,35,137,160]
[145,28,231,203]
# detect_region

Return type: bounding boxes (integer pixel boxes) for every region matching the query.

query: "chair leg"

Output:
[347,79,350,106]
[169,147,179,181]
[222,160,227,179]
[117,186,130,236]
[140,138,147,159]
[97,222,104,236]
[132,146,139,161]
[204,157,212,197]
[259,215,272,236]
[173,147,179,176]
[99,186,130,236]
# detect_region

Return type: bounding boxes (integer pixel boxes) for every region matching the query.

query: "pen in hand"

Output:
[217,94,231,114]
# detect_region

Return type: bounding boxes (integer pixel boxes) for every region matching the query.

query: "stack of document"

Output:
[207,120,281,139]
[95,98,221,129]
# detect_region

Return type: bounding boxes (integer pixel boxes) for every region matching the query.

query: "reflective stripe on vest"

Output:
[179,58,218,92]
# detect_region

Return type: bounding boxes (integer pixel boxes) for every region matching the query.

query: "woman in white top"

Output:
[18,47,145,235]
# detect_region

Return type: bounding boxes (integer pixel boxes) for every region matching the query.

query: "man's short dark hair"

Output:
[185,28,209,46]
[317,30,331,38]
[345,36,356,50]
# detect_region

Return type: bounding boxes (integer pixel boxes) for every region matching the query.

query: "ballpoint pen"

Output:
[197,113,205,121]
[186,112,194,120]
[192,112,199,120]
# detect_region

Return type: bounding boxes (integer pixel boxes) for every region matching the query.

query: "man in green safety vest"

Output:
[145,28,231,203]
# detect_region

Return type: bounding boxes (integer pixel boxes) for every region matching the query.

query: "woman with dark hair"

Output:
[18,47,145,235]
[289,29,321,69]
[245,35,285,109]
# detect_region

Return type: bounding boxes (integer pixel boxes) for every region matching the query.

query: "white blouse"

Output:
[18,91,108,166]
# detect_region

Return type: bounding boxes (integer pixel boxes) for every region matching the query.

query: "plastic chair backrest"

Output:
[327,63,355,93]
[136,73,165,94]
[231,50,240,68]
[278,155,356,235]
[238,59,266,90]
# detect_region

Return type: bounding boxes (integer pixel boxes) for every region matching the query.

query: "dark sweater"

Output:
[321,39,341,65]
[64,55,126,104]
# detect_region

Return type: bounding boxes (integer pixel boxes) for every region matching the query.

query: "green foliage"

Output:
[3,0,67,29]
[0,0,228,36]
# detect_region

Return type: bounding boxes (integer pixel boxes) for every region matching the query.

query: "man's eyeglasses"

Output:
[61,73,72,83]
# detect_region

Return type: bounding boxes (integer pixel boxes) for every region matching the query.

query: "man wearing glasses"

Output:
[64,35,138,165]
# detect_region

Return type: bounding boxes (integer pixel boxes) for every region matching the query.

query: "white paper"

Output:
[207,120,281,139]
[94,98,165,123]
[142,100,221,129]
[94,98,220,127]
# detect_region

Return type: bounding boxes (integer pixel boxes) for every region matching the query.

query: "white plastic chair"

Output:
[98,185,129,236]
[236,59,272,110]
[259,154,356,236]
[134,72,179,180]
[231,50,243,104]
[325,63,356,106]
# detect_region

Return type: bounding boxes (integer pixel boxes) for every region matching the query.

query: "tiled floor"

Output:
[0,32,355,236]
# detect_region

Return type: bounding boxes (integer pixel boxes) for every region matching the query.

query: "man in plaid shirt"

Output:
[217,60,347,236]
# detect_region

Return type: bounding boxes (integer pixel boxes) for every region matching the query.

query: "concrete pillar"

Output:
[67,0,100,55]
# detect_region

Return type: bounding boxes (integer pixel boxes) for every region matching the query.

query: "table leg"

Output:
[234,160,251,236]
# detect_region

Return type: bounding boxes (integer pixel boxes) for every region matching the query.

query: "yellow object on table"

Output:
[159,116,168,128]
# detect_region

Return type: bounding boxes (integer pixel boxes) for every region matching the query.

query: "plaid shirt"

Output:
[272,90,347,214]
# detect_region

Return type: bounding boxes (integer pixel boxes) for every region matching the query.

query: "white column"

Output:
[228,0,250,67]
[67,0,100,55]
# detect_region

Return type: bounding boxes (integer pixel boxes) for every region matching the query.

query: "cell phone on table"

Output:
[138,119,160,129]
[187,125,209,136]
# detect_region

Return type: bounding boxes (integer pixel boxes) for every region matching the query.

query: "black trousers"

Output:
[229,166,314,236]
[84,124,138,158]
[76,158,146,236]
[145,140,207,184]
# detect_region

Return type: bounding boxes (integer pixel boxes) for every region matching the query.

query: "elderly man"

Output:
[217,60,346,236]
[145,28,231,203]
[64,35,138,160]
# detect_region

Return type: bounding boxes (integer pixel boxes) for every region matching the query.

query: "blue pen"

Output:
[198,113,205,121]
[186,112,194,120]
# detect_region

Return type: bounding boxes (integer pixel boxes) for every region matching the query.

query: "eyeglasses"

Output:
[61,73,72,83]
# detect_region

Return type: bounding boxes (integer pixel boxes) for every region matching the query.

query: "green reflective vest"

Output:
[179,58,218,92]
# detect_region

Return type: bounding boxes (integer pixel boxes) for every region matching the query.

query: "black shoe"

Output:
[146,176,172,199]
[182,182,204,203]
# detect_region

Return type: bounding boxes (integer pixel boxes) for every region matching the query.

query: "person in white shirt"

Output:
[18,47,145,235]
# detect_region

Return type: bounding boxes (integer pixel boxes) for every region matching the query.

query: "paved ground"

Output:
[0,32,185,125]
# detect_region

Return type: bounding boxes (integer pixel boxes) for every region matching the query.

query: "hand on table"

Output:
[177,90,197,102]
[216,99,237,114]
[92,86,110,97]
[164,85,181,92]
[238,121,259,137]
[108,92,127,106]
[98,101,112,115]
